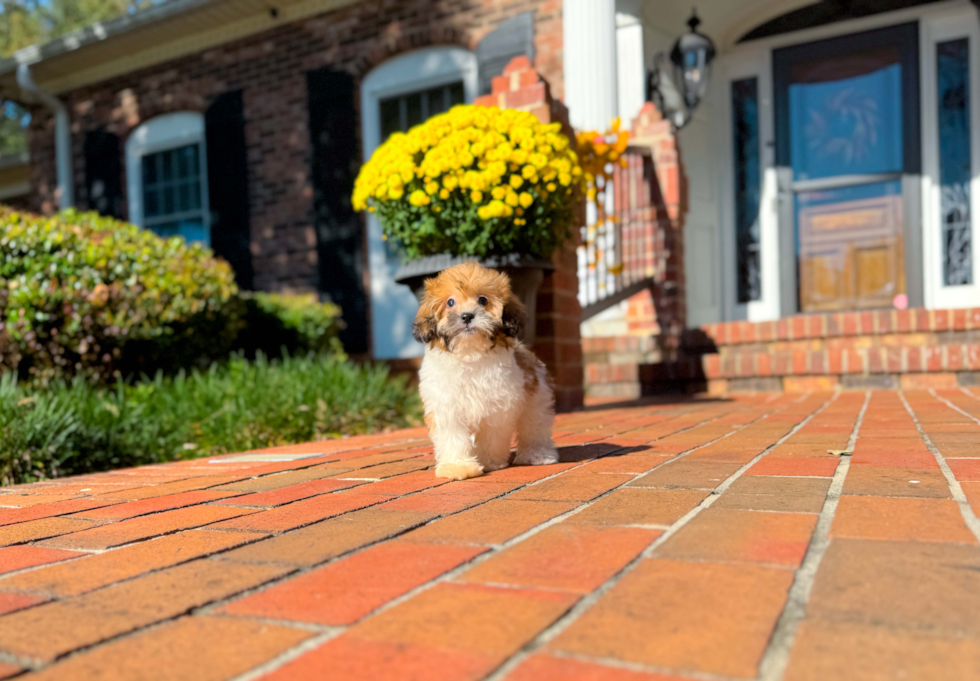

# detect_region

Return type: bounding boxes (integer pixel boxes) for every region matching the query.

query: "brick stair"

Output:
[700,307,980,393]
[585,308,980,396]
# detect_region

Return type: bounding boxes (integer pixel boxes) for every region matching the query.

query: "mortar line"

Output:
[2,398,769,674]
[220,399,788,680]
[548,649,742,681]
[195,401,764,616]
[935,386,980,426]
[226,630,342,681]
[208,399,777,623]
[482,392,840,681]
[757,389,870,681]
[904,390,980,544]
[18,402,706,611]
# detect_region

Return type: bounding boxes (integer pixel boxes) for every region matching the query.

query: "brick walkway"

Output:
[1,390,980,680]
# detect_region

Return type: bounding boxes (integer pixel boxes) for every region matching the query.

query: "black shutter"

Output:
[205,90,254,290]
[307,67,368,355]
[476,12,536,95]
[83,129,122,218]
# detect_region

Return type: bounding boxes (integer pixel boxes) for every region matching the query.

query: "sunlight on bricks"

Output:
[0,390,979,680]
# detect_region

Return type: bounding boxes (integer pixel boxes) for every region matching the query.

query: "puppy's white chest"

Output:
[419,348,523,425]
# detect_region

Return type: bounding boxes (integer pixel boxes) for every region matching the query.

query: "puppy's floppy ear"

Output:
[412,281,438,344]
[502,293,527,338]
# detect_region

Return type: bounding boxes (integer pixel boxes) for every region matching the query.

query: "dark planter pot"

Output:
[394,254,553,347]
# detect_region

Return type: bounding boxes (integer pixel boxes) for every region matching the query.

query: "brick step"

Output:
[701,308,980,345]
[704,344,980,380]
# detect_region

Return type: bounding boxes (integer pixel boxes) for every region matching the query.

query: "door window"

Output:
[937,38,973,286]
[732,77,762,303]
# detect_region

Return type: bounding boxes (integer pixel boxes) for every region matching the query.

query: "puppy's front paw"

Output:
[513,447,559,466]
[434,461,484,480]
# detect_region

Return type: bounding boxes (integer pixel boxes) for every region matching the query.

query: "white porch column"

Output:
[563,0,618,131]
[616,0,646,129]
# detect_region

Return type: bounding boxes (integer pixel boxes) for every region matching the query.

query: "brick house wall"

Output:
[26,0,564,293]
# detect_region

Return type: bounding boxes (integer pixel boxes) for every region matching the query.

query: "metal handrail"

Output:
[577,147,664,320]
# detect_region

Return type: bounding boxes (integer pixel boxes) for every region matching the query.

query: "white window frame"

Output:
[360,47,478,360]
[921,9,980,308]
[125,112,210,246]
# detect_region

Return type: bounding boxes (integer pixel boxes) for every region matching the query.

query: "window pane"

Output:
[189,180,201,210]
[178,183,190,212]
[161,150,174,181]
[732,77,761,303]
[143,155,157,184]
[140,143,207,244]
[448,81,465,107]
[145,187,159,217]
[380,98,401,140]
[938,38,973,286]
[379,81,465,136]
[405,92,423,129]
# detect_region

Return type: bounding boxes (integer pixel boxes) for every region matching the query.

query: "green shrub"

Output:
[0,353,423,485]
[0,207,239,384]
[237,292,345,358]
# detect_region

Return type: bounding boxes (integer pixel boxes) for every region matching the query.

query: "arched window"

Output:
[125,112,210,245]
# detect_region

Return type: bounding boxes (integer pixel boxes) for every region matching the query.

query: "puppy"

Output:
[413,262,559,480]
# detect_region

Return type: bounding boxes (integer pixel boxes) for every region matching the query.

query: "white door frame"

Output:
[359,46,478,359]
[714,0,980,320]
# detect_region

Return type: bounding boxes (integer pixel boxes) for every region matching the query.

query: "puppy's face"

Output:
[412,262,526,356]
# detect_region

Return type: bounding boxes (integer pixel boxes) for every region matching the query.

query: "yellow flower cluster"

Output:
[352,105,583,226]
[575,118,630,200]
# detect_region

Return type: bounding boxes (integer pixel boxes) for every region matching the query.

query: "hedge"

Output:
[0,208,345,382]
[1,208,238,383]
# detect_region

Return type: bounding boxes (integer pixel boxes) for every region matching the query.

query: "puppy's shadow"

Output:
[557,444,651,463]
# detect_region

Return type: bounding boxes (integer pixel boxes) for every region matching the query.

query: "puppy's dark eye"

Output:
[478,296,488,306]
[447,298,455,308]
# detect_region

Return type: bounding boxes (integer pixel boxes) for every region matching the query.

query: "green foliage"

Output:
[0,353,423,485]
[0,0,151,156]
[0,207,239,384]
[0,103,28,156]
[238,292,345,359]
[0,0,149,58]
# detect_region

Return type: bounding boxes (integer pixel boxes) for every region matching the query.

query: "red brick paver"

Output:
[1,391,979,679]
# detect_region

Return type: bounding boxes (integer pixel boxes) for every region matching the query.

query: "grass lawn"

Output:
[0,353,423,485]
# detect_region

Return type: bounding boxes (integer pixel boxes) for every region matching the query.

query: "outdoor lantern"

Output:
[648,9,717,129]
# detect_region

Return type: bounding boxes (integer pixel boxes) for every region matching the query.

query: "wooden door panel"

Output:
[801,250,847,311]
[798,194,904,312]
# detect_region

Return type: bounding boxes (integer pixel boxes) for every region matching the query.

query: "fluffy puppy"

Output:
[413,262,558,480]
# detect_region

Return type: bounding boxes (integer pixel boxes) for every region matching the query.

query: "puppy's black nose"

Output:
[460,312,475,325]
